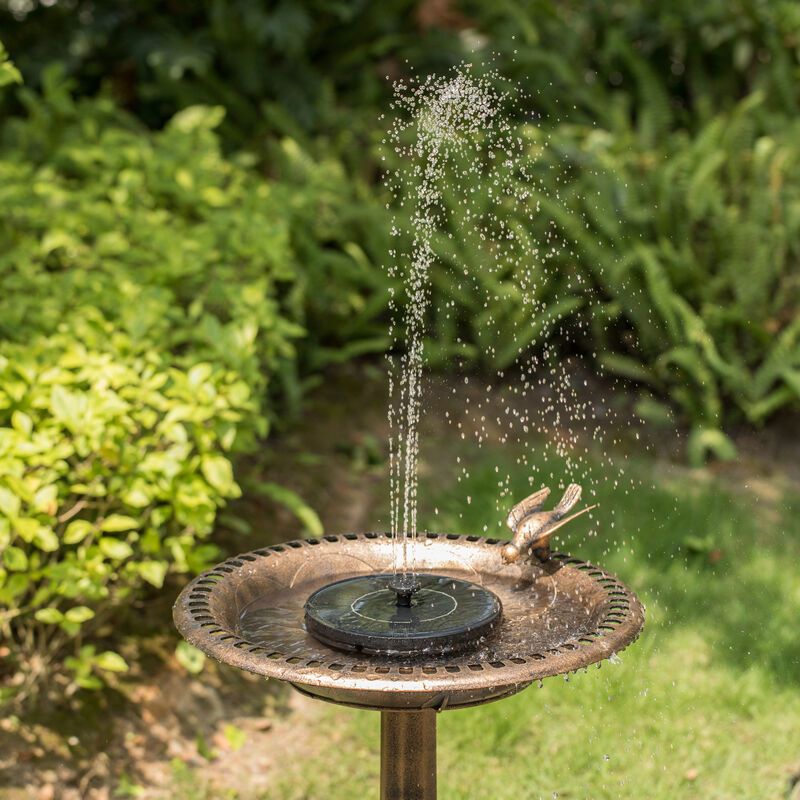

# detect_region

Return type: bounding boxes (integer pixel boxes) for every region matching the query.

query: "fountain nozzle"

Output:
[388,574,422,607]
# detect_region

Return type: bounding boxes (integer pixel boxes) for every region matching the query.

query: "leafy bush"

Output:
[510,95,800,461]
[0,320,253,703]
[0,0,462,142]
[0,39,21,89]
[4,4,799,457]
[469,1,800,454]
[270,135,391,378]
[472,0,800,129]
[1,67,302,404]
[0,63,390,705]
[374,1,800,455]
[393,91,800,460]
[1,62,392,394]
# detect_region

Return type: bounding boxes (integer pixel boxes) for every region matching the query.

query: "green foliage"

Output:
[468,0,800,453]
[65,647,129,692]
[265,135,392,382]
[222,723,246,752]
[472,0,800,129]
[1,69,301,408]
[0,40,22,89]
[175,641,207,675]
[0,323,252,699]
[383,81,799,459]
[0,0,460,141]
[0,65,388,705]
[4,4,799,450]
[0,62,392,401]
[378,7,800,453]
[245,478,324,537]
[381,123,588,372]
[511,94,800,461]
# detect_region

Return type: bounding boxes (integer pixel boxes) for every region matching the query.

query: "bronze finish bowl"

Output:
[173,532,644,711]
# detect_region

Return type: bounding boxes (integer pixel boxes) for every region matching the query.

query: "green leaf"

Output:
[0,42,23,88]
[116,773,146,798]
[14,517,38,543]
[187,362,213,388]
[63,520,94,545]
[32,485,57,514]
[33,526,59,552]
[599,353,656,385]
[65,606,95,624]
[2,573,28,601]
[76,675,104,690]
[100,514,139,532]
[169,105,226,134]
[93,650,129,673]
[634,397,674,428]
[138,561,167,588]
[98,538,134,560]
[200,454,236,495]
[683,534,716,555]
[687,427,738,466]
[34,608,63,624]
[3,546,28,571]
[122,484,152,508]
[59,619,82,636]
[175,640,206,675]
[50,384,86,430]
[11,410,32,435]
[0,486,21,519]
[195,732,217,761]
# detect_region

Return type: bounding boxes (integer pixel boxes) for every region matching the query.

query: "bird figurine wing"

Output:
[505,487,550,533]
[553,483,582,519]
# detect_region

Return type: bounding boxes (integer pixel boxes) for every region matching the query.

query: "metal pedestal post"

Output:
[380,710,437,800]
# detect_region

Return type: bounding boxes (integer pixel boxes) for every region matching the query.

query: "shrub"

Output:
[0,63,393,401]
[1,67,301,408]
[0,40,21,89]
[380,86,800,461]
[4,4,800,456]
[0,319,253,703]
[472,0,800,129]
[0,63,390,705]
[466,3,800,457]
[0,0,461,141]
[512,96,800,461]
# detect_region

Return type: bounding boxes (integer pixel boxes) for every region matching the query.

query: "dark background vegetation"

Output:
[1,2,799,794]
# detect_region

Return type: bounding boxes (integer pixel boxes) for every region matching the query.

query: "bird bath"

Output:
[173,488,644,799]
[175,69,645,799]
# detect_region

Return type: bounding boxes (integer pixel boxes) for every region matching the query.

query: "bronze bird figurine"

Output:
[501,483,595,564]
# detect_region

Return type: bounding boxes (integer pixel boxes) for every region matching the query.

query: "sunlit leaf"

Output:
[93,651,129,672]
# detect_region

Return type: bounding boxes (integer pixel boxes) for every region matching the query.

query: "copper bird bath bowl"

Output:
[174,490,644,800]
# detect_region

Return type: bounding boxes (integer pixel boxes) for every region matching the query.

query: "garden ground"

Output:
[2,363,800,800]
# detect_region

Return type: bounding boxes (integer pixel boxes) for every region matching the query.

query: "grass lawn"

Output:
[261,443,800,800]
